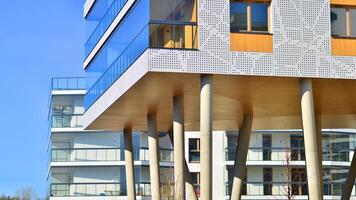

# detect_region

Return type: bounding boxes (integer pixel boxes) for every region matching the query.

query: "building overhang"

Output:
[84,71,356,132]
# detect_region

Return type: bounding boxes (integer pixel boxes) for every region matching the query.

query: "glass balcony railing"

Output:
[50,183,125,197]
[85,24,149,109]
[133,147,173,162]
[84,22,198,110]
[225,182,356,196]
[51,77,86,91]
[51,148,121,162]
[51,114,83,128]
[225,147,353,162]
[136,182,174,197]
[85,0,129,58]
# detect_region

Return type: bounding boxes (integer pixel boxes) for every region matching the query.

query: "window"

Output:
[151,0,197,22]
[191,172,200,196]
[331,7,356,36]
[291,168,308,195]
[189,138,200,162]
[322,133,350,161]
[263,168,272,195]
[230,0,269,33]
[290,135,305,161]
[149,23,198,49]
[262,135,272,160]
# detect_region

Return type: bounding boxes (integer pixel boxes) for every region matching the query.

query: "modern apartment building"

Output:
[53,0,356,199]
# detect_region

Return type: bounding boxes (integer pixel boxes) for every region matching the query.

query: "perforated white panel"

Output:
[198,0,230,51]
[332,57,356,78]
[147,0,356,80]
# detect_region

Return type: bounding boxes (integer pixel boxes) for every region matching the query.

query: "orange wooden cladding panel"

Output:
[331,37,356,56]
[230,33,273,52]
[331,0,356,6]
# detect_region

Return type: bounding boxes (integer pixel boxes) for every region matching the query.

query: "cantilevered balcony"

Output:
[84,22,198,109]
[50,182,125,197]
[225,182,356,198]
[51,148,121,162]
[51,113,84,128]
[225,147,354,163]
[51,77,86,91]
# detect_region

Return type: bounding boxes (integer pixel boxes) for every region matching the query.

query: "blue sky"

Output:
[0,0,85,197]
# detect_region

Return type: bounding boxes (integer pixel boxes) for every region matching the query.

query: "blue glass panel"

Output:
[251,3,268,32]
[85,0,130,58]
[230,2,247,32]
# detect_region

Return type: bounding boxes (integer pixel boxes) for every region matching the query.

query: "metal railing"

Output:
[51,114,83,128]
[50,183,125,197]
[225,147,352,162]
[51,77,86,91]
[135,182,174,197]
[85,0,129,58]
[51,148,121,162]
[84,24,149,109]
[134,147,173,162]
[225,182,356,196]
[84,22,199,110]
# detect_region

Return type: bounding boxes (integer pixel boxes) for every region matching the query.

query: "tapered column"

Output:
[148,113,161,200]
[300,79,322,200]
[230,115,253,200]
[341,149,356,200]
[168,130,198,200]
[173,96,185,200]
[124,128,136,200]
[200,74,213,200]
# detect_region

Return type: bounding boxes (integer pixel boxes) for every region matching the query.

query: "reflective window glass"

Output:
[330,8,347,35]
[350,9,356,36]
[151,0,196,22]
[251,3,268,31]
[230,2,248,32]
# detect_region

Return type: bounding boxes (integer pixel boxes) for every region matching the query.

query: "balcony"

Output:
[136,182,174,197]
[51,114,83,128]
[51,77,86,91]
[85,0,129,58]
[84,22,198,109]
[134,147,173,162]
[50,182,125,197]
[225,147,352,162]
[51,148,121,162]
[225,182,356,196]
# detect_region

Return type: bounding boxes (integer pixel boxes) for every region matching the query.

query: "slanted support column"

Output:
[168,130,198,200]
[148,113,161,200]
[341,149,356,200]
[124,127,136,200]
[200,74,213,200]
[230,115,253,200]
[173,96,185,200]
[300,79,322,200]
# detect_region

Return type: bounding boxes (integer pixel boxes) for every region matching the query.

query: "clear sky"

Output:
[0,0,85,197]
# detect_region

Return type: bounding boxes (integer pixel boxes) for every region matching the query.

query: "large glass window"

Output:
[322,133,350,161]
[151,0,197,22]
[251,3,268,31]
[149,23,198,49]
[189,138,200,162]
[263,135,272,161]
[230,0,269,33]
[350,9,356,36]
[230,2,248,32]
[331,7,347,35]
[290,135,305,161]
[263,168,272,195]
[291,168,308,195]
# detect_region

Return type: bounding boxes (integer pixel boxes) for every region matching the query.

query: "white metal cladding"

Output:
[198,0,230,51]
[145,0,356,79]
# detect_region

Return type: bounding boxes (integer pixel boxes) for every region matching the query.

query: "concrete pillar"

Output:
[173,96,185,200]
[200,74,213,200]
[341,149,356,200]
[168,130,198,200]
[300,79,322,200]
[148,113,161,200]
[230,115,253,200]
[124,128,136,200]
